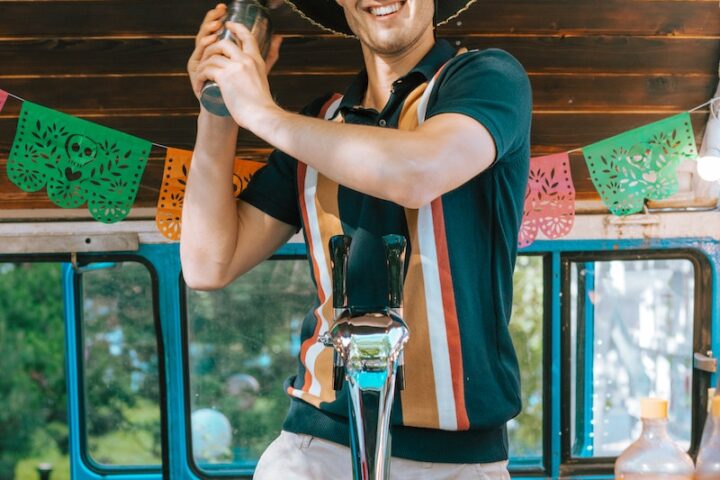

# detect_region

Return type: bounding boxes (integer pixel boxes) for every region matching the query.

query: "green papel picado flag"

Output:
[582,113,698,216]
[7,102,151,223]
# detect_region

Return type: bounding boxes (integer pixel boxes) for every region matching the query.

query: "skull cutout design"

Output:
[8,102,152,223]
[65,134,99,172]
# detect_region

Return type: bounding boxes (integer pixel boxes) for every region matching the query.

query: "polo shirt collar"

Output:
[338,39,456,113]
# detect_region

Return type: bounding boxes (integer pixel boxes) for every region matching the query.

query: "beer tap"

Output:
[318,234,409,480]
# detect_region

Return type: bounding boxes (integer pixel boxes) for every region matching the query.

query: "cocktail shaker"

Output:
[200,0,273,117]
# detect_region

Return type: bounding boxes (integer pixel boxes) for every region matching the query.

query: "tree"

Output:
[508,255,544,457]
[0,263,66,479]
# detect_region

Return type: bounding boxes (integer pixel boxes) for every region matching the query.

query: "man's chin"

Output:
[360,30,410,54]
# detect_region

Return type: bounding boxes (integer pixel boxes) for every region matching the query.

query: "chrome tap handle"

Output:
[329,235,352,309]
[321,234,410,479]
[382,235,406,309]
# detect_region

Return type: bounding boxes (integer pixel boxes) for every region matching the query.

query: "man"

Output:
[181,0,532,476]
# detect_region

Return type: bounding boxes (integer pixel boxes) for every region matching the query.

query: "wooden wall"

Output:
[0,0,718,217]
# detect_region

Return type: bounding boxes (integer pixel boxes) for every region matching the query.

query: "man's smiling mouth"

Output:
[367,1,405,17]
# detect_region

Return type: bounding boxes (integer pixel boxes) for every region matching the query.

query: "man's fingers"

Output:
[195,4,226,45]
[194,65,222,96]
[196,19,223,43]
[202,3,227,25]
[197,55,233,75]
[193,57,232,93]
[190,33,219,63]
[225,22,263,60]
[201,39,243,63]
[203,3,226,20]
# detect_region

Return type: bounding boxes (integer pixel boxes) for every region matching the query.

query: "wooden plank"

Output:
[0,154,604,209]
[0,75,355,115]
[437,0,720,36]
[0,151,701,209]
[529,74,718,112]
[0,73,716,115]
[0,111,710,155]
[0,112,711,210]
[1,1,718,37]
[1,36,718,76]
[529,111,709,152]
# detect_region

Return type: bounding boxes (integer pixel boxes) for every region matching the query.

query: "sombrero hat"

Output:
[284,0,476,37]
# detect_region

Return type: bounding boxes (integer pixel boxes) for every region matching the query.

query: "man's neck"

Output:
[360,30,436,111]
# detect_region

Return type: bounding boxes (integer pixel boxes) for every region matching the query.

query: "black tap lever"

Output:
[383,234,407,390]
[382,234,406,309]
[329,235,352,310]
[328,234,352,390]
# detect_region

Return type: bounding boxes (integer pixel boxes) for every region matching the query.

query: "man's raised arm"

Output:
[181,5,293,290]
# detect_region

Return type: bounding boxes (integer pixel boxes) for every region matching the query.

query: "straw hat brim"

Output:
[284,0,477,37]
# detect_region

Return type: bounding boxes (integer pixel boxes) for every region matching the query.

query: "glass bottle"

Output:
[696,396,720,479]
[614,398,694,480]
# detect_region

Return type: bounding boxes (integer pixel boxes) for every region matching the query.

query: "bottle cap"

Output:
[712,396,720,418]
[640,397,668,419]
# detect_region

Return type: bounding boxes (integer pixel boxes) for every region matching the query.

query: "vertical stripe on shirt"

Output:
[289,95,343,406]
[400,76,470,431]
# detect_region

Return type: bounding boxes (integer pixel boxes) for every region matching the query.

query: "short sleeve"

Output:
[238,149,301,230]
[238,93,337,231]
[425,48,532,163]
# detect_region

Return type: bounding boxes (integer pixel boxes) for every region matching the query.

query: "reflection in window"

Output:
[0,263,70,479]
[507,255,544,459]
[81,261,162,466]
[185,256,544,470]
[570,258,694,458]
[185,259,315,471]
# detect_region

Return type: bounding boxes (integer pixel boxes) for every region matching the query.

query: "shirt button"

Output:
[378,119,387,127]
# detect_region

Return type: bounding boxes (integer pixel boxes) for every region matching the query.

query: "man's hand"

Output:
[188,4,227,101]
[193,21,283,128]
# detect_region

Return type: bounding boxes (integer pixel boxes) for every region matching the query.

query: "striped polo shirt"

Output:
[240,39,532,463]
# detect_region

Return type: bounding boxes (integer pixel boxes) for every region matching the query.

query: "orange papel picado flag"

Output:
[155,147,264,240]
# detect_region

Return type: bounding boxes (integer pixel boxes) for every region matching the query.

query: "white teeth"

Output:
[370,2,401,16]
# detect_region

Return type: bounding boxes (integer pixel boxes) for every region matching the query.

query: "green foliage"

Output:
[81,263,162,465]
[187,259,316,463]
[0,255,545,478]
[0,261,163,479]
[507,255,544,457]
[188,256,546,464]
[0,263,66,479]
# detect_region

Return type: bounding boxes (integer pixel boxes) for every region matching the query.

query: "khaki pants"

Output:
[254,431,511,479]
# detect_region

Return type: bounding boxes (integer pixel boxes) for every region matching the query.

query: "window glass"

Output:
[185,255,545,470]
[569,258,694,458]
[508,255,544,459]
[185,259,315,471]
[0,262,71,479]
[81,261,162,466]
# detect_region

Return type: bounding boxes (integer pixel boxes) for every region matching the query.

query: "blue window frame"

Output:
[50,237,718,479]
[558,247,714,477]
[62,254,168,480]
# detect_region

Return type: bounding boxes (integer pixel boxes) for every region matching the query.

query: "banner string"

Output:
[689,97,718,113]
[562,96,718,157]
[3,88,176,151]
[151,141,171,150]
[5,91,27,103]
[1,86,718,158]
